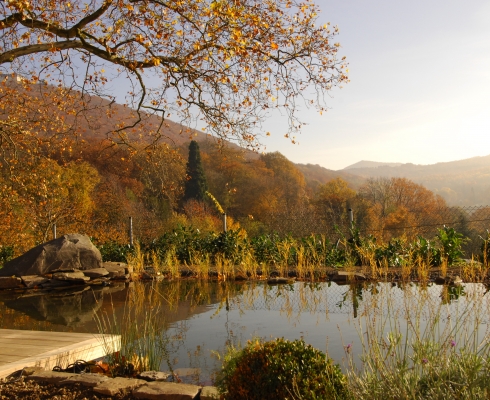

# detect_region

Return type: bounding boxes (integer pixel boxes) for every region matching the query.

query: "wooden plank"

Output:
[0,329,120,379]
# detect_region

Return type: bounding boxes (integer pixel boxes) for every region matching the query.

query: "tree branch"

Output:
[0,40,84,64]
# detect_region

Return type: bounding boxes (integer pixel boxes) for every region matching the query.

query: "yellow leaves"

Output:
[271,42,278,50]
[176,30,183,37]
[266,132,271,136]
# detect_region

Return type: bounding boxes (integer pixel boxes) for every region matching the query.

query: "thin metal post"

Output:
[223,213,227,233]
[348,208,354,228]
[129,216,133,246]
[52,223,57,239]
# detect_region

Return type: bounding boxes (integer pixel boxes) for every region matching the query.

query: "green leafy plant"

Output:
[97,241,133,263]
[411,235,439,266]
[0,245,14,268]
[437,226,467,266]
[215,338,349,400]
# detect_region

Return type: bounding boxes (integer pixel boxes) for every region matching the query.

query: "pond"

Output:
[1,280,489,385]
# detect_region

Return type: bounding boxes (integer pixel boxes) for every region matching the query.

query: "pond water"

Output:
[1,280,489,385]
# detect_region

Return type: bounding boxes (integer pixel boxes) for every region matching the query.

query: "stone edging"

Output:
[12,368,219,400]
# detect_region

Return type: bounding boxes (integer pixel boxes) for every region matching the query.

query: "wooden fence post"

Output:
[129,216,133,246]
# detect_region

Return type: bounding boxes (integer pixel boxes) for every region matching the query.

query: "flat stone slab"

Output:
[53,271,90,282]
[82,268,109,278]
[61,373,109,387]
[102,266,125,278]
[103,262,132,276]
[21,275,49,288]
[133,381,200,400]
[26,371,77,384]
[93,377,146,396]
[138,371,171,381]
[0,277,23,289]
[201,386,220,400]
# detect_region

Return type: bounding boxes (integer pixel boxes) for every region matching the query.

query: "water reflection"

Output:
[1,280,489,384]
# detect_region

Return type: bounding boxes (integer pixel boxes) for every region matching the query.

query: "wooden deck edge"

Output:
[0,334,120,380]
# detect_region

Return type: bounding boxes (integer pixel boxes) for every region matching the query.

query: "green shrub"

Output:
[215,338,349,400]
[97,241,133,262]
[0,245,14,268]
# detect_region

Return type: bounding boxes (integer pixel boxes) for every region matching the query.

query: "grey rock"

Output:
[26,371,77,384]
[53,271,90,282]
[0,276,23,289]
[201,386,220,400]
[329,271,366,281]
[0,234,102,277]
[137,371,171,382]
[61,373,109,387]
[102,262,127,278]
[93,377,146,396]
[133,381,201,400]
[83,268,109,278]
[113,273,131,281]
[21,275,49,288]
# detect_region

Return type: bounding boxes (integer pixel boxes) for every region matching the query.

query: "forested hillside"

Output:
[344,157,490,206]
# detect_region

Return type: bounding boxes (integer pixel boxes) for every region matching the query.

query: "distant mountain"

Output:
[343,160,403,170]
[343,156,490,206]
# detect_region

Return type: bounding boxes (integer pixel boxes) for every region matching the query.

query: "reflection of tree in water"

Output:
[440,285,466,305]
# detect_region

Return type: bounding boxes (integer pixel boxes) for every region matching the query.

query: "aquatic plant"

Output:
[345,283,490,399]
[95,283,175,376]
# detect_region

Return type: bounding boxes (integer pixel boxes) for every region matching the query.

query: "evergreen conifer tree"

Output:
[182,140,208,203]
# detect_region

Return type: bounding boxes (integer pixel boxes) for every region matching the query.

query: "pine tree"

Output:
[182,140,208,203]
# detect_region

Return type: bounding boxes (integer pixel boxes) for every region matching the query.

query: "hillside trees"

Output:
[1,0,348,152]
[313,178,356,226]
[261,152,307,213]
[358,177,447,238]
[7,159,100,244]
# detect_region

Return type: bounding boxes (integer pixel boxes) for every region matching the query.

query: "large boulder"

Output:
[0,234,102,277]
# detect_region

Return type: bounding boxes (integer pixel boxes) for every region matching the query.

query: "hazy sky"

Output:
[259,0,490,170]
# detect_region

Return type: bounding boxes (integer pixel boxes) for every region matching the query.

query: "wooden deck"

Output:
[0,329,120,379]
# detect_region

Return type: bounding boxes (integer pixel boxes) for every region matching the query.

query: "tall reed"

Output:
[345,283,490,398]
[95,282,174,376]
